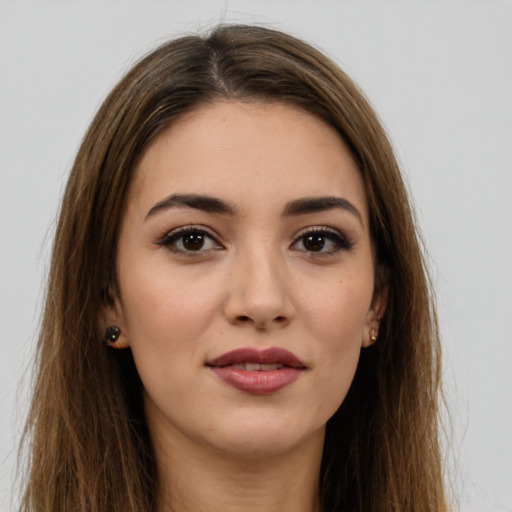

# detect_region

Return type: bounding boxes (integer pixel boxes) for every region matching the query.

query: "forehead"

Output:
[129,101,368,220]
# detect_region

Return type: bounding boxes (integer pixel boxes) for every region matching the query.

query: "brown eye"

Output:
[291,228,353,255]
[303,234,325,252]
[156,228,222,254]
[182,232,205,251]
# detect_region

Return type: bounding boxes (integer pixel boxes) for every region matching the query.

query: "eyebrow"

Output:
[145,194,237,220]
[145,193,363,225]
[282,196,363,225]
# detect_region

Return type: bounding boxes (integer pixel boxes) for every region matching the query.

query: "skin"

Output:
[107,101,386,512]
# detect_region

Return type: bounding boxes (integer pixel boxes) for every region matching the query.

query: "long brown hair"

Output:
[19,24,447,511]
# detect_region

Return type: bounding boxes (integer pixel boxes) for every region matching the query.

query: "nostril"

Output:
[234,315,288,326]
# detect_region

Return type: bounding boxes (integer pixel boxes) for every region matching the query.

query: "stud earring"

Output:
[370,329,378,342]
[105,325,121,343]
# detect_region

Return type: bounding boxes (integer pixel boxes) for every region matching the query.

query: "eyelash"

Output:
[155,226,222,256]
[155,225,353,257]
[291,226,354,256]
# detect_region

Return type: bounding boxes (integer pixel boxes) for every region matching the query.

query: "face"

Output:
[108,101,385,459]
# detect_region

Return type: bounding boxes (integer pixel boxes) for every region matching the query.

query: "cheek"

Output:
[117,263,227,409]
[118,258,226,353]
[302,271,373,343]
[299,270,374,393]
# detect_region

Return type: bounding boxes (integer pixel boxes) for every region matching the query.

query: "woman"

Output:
[19,24,447,511]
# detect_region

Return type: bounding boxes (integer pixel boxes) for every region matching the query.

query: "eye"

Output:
[291,228,353,255]
[155,227,222,254]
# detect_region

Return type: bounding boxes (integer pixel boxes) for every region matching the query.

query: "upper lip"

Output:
[207,347,306,369]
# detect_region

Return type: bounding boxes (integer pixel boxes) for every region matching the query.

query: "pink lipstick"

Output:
[207,347,306,395]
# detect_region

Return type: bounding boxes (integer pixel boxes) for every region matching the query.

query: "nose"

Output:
[223,245,294,330]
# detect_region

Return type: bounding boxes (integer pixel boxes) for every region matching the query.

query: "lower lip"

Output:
[210,367,303,395]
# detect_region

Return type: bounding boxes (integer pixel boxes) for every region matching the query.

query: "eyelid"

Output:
[291,225,354,253]
[293,225,343,237]
[154,224,352,257]
[154,225,224,254]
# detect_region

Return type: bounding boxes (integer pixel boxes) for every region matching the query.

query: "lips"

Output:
[207,347,306,395]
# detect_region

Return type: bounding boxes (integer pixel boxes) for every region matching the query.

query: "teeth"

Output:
[230,363,284,371]
[260,363,283,371]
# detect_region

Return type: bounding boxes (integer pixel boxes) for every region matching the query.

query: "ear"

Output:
[99,287,130,349]
[362,266,388,348]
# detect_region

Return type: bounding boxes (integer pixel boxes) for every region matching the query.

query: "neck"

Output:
[152,425,325,512]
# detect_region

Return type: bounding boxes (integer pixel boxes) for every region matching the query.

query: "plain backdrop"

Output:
[1,1,511,511]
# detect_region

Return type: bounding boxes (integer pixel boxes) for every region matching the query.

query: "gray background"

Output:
[1,1,511,510]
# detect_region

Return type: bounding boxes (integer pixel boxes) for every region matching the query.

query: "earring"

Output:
[105,325,121,343]
[370,329,378,342]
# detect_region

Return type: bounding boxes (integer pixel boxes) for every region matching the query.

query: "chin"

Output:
[204,415,326,460]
